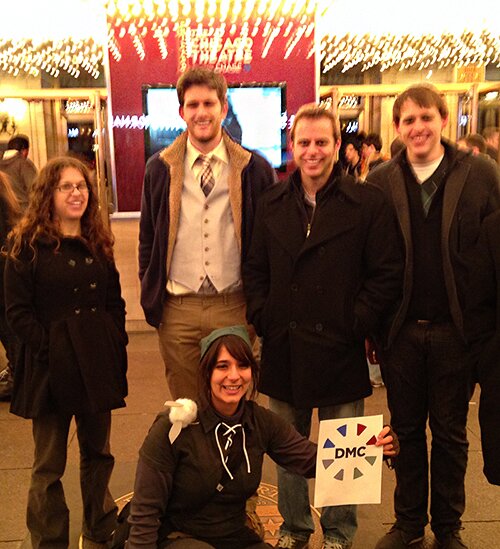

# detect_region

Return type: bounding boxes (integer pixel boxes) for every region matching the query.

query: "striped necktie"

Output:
[198,155,215,197]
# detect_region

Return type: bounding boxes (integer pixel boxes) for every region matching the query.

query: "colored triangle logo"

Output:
[366,435,377,445]
[357,423,367,435]
[323,438,335,449]
[337,424,347,437]
[365,456,377,466]
[334,469,344,480]
[353,467,364,479]
[322,459,335,470]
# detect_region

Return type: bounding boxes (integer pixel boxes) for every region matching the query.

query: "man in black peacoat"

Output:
[243,104,402,549]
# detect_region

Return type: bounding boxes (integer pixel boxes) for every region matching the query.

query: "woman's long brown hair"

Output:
[8,156,114,261]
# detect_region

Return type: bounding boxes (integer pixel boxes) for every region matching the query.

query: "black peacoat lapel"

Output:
[262,169,360,262]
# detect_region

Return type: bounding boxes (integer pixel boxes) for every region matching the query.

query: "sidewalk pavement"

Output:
[1,331,499,548]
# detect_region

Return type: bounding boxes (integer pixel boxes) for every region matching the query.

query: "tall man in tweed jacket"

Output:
[139,68,275,399]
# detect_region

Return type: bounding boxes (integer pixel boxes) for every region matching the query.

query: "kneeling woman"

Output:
[128,326,397,549]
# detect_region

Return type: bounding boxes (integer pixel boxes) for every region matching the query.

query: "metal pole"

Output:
[93,90,109,227]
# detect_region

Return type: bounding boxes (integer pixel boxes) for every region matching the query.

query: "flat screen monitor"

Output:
[142,82,287,170]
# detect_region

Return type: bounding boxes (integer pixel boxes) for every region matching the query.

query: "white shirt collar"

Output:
[186,137,229,169]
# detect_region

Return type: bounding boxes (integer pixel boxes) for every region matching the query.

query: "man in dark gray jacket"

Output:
[368,84,500,549]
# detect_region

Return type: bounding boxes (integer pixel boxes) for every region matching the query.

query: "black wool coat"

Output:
[243,165,402,408]
[368,141,500,343]
[5,237,128,418]
[465,210,500,485]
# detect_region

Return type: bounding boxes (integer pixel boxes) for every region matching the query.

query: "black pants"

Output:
[380,321,471,538]
[28,411,117,548]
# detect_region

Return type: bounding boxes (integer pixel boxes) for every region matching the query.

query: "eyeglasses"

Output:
[56,183,89,194]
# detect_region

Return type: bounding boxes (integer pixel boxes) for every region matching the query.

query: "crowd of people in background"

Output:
[0,69,499,549]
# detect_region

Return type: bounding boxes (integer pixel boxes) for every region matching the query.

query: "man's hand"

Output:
[376,425,399,457]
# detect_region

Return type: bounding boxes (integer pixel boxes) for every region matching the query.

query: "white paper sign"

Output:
[314,414,383,507]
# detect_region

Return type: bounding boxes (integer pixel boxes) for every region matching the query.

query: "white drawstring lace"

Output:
[214,422,251,480]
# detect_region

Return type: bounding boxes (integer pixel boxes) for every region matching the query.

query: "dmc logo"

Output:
[334,446,366,459]
[321,422,378,481]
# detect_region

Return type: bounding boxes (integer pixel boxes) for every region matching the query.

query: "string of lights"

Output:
[106,0,316,64]
[321,31,500,73]
[1,0,106,78]
[1,0,500,79]
[0,38,103,79]
[318,0,500,73]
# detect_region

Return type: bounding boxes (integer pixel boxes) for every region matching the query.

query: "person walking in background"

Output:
[456,133,487,156]
[4,156,128,549]
[368,83,500,549]
[0,134,37,208]
[342,139,362,178]
[243,104,402,549]
[139,67,275,400]
[341,134,387,389]
[359,133,386,181]
[482,126,499,163]
[0,171,21,401]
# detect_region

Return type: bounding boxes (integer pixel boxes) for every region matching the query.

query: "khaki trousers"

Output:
[157,291,256,399]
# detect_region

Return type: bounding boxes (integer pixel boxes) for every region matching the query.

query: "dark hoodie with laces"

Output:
[127,400,316,549]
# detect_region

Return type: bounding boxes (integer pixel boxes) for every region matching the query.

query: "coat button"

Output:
[289,321,297,329]
[90,307,97,313]
[291,283,298,292]
[68,259,76,267]
[315,323,323,332]
[75,308,81,315]
[73,287,79,293]
[90,282,97,289]
[85,257,94,264]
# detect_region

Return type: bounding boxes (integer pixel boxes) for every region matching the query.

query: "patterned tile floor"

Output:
[1,331,499,549]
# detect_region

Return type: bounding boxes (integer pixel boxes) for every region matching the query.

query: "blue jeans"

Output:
[368,360,383,385]
[379,321,471,539]
[269,397,364,546]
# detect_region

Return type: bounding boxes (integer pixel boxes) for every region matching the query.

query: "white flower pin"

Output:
[164,399,198,444]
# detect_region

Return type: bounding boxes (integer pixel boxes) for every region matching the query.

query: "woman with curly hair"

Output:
[4,156,128,549]
[0,171,21,400]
